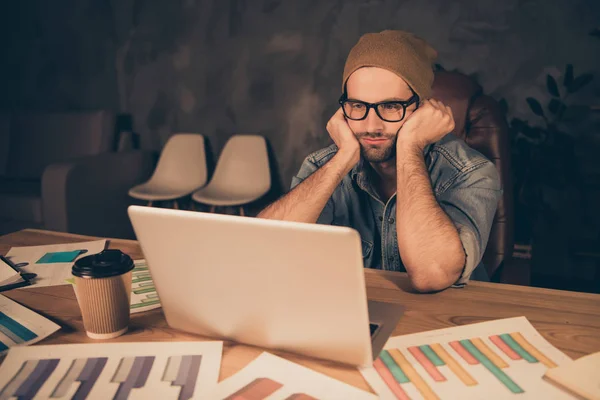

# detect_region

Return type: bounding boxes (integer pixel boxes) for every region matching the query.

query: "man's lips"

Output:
[361,137,390,145]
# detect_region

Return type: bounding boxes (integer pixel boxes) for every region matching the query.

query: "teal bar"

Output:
[419,345,445,366]
[131,276,152,284]
[499,334,538,363]
[133,287,156,294]
[379,350,410,384]
[459,340,524,394]
[131,300,160,309]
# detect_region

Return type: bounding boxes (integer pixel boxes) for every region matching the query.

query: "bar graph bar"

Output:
[449,341,479,365]
[224,377,283,400]
[0,359,60,400]
[470,338,509,368]
[387,349,439,400]
[373,358,411,400]
[0,311,38,344]
[498,333,537,362]
[458,340,524,394]
[51,357,107,400]
[112,356,155,400]
[489,335,522,360]
[429,343,477,386]
[509,332,557,368]
[407,346,446,382]
[162,355,203,400]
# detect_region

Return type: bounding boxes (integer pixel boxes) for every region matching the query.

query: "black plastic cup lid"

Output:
[72,249,134,279]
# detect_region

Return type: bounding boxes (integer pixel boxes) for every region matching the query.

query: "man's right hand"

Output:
[326,108,360,166]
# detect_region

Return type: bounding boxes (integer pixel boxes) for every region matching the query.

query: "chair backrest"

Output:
[432,70,514,278]
[148,133,207,191]
[209,135,271,197]
[4,111,115,179]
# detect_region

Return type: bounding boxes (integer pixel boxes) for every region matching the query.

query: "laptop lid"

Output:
[128,206,374,366]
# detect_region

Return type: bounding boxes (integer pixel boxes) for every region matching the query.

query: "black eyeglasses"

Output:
[338,93,419,122]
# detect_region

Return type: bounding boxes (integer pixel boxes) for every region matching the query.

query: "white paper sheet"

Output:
[0,294,60,356]
[129,260,161,314]
[210,352,377,400]
[5,241,107,289]
[0,341,222,399]
[360,316,573,400]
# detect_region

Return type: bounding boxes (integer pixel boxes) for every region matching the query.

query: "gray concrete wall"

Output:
[2,0,598,189]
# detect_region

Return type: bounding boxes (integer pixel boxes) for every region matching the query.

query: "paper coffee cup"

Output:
[72,249,134,339]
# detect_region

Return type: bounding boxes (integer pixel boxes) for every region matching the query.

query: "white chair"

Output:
[129,133,207,208]
[191,135,270,216]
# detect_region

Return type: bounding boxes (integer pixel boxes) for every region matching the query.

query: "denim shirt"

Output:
[291,134,502,285]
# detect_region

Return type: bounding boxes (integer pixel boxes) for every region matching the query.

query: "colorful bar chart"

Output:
[0,341,222,400]
[51,357,107,399]
[0,359,60,400]
[130,260,161,313]
[112,356,155,400]
[162,355,203,400]
[362,317,571,400]
[0,311,38,351]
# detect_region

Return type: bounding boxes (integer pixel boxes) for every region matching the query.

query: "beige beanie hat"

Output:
[342,30,438,100]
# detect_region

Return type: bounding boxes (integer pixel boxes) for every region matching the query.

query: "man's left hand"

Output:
[397,99,455,150]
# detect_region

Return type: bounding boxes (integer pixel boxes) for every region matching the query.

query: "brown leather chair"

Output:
[432,70,523,284]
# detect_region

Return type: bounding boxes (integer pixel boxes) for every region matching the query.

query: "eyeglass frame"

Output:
[338,92,420,122]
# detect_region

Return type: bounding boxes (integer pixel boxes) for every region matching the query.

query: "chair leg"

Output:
[147,200,153,207]
[173,200,179,210]
[239,206,245,216]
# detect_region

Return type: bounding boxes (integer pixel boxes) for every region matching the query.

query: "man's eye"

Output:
[382,103,402,111]
[350,103,365,110]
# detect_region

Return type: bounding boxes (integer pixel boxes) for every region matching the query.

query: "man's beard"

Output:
[356,132,398,163]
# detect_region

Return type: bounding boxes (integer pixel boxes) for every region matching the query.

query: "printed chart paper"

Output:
[0,341,223,399]
[129,260,161,314]
[0,295,60,356]
[360,317,572,399]
[5,241,107,289]
[210,352,376,400]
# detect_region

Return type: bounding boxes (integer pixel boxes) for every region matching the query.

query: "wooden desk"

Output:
[1,229,600,393]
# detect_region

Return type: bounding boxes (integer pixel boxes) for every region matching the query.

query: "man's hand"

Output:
[326,108,360,166]
[398,99,455,150]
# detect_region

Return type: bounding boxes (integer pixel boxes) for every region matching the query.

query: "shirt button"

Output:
[388,218,395,224]
[378,216,383,221]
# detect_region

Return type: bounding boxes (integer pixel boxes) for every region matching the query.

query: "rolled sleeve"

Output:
[437,162,502,284]
[291,157,334,225]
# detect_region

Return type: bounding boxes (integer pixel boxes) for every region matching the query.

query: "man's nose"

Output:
[365,107,384,133]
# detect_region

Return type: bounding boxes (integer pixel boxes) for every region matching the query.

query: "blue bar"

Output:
[0,312,38,343]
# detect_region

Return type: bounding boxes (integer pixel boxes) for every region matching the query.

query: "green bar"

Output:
[146,293,159,299]
[131,276,153,284]
[133,287,156,294]
[419,345,445,366]
[130,300,160,309]
[379,350,410,383]
[133,267,148,272]
[499,334,538,363]
[459,340,524,394]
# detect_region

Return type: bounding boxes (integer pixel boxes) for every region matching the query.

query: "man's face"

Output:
[345,67,418,163]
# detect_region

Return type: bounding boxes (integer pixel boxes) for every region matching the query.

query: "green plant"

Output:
[500,65,594,243]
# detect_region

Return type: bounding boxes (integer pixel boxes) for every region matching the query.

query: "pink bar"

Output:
[373,358,412,400]
[449,341,479,365]
[489,335,522,360]
[407,346,446,382]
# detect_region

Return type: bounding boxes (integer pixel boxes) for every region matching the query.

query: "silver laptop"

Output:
[128,205,403,367]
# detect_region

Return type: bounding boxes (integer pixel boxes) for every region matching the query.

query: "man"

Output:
[258,30,501,292]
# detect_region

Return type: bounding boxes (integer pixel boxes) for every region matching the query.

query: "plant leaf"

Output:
[564,64,573,87]
[546,75,560,97]
[526,97,545,117]
[568,73,594,93]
